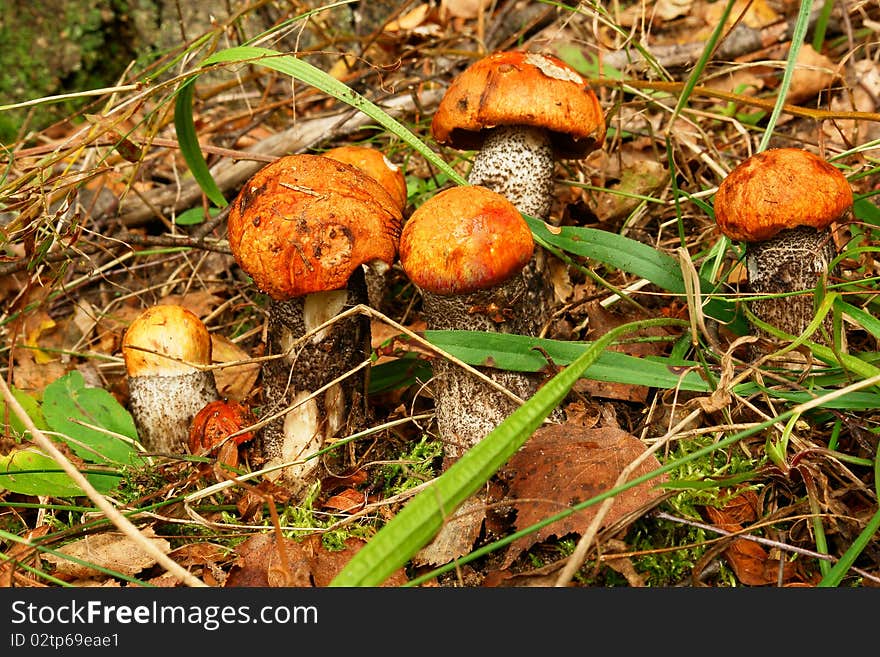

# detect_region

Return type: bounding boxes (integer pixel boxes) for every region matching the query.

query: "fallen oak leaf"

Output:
[224,533,407,587]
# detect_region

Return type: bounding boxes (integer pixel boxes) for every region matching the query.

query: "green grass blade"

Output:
[757,0,814,152]
[174,46,466,207]
[424,328,712,392]
[524,216,735,322]
[329,318,672,586]
[667,0,737,127]
[818,501,880,587]
[173,79,228,208]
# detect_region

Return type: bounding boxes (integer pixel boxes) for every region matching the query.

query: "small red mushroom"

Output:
[189,399,257,468]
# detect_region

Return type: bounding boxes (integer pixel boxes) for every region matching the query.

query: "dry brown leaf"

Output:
[786,45,839,105]
[500,424,666,566]
[593,159,669,224]
[210,333,260,401]
[441,0,492,20]
[0,525,50,587]
[42,527,171,580]
[699,0,779,30]
[225,533,407,587]
[703,502,799,586]
[157,291,225,319]
[575,302,671,402]
[323,488,367,513]
[412,495,485,567]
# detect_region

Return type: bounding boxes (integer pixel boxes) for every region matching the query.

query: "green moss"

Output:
[0,0,152,144]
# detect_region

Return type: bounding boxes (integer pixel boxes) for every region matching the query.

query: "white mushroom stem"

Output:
[421,275,541,466]
[128,371,218,454]
[258,271,371,493]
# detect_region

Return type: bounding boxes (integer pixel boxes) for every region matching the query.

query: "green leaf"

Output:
[174,205,222,226]
[424,330,712,392]
[368,353,433,394]
[0,447,121,497]
[329,318,671,586]
[1,385,49,437]
[523,216,734,323]
[41,371,143,467]
[173,79,228,208]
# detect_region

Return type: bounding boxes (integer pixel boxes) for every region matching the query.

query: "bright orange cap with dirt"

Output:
[399,185,534,295]
[431,50,605,158]
[122,304,212,377]
[226,154,403,301]
[714,148,853,242]
[324,145,408,212]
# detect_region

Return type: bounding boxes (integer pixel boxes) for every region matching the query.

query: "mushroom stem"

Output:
[420,275,540,465]
[466,125,555,219]
[259,274,370,491]
[745,226,842,347]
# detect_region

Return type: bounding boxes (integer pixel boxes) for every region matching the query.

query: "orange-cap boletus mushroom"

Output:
[324,144,408,213]
[323,144,408,308]
[227,154,403,492]
[714,147,853,351]
[432,50,605,219]
[122,304,220,454]
[399,185,542,466]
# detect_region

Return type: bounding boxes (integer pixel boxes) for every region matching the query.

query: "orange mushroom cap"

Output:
[122,305,212,377]
[431,50,605,158]
[714,148,853,242]
[227,154,403,301]
[323,145,408,213]
[399,185,534,295]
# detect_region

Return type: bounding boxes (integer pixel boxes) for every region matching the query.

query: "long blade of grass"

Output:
[329,317,673,586]
[173,46,466,208]
[757,1,814,152]
[524,216,735,322]
[173,80,228,208]
[424,328,713,392]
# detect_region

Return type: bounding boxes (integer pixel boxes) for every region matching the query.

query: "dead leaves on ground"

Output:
[495,423,667,570]
[224,533,407,588]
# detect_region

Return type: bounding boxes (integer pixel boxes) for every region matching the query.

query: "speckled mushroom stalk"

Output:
[122,304,220,454]
[399,185,538,466]
[431,50,606,329]
[226,154,402,494]
[714,148,853,355]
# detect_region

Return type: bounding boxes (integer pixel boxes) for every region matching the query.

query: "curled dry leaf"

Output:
[224,533,407,587]
[210,334,260,401]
